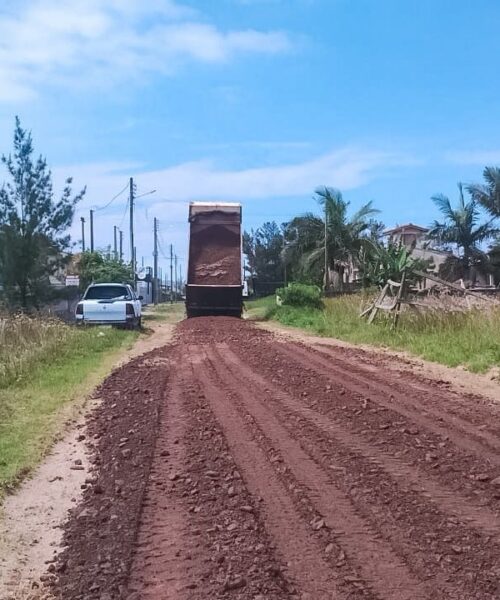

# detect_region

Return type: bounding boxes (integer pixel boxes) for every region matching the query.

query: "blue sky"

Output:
[1,0,500,275]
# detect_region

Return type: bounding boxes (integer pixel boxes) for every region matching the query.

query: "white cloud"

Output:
[58,146,413,210]
[0,0,293,101]
[444,150,500,166]
[55,145,414,270]
[131,147,413,201]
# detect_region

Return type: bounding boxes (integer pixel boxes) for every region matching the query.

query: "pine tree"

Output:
[0,117,85,309]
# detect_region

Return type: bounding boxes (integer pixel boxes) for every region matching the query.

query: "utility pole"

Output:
[113,226,118,260]
[129,177,135,273]
[174,254,178,298]
[119,230,123,262]
[153,218,159,305]
[80,217,86,252]
[170,244,174,304]
[90,209,94,252]
[282,227,287,287]
[323,204,328,293]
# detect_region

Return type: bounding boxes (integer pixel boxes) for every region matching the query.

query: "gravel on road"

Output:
[51,317,500,600]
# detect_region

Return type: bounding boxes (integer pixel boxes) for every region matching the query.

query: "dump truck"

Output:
[186,202,243,318]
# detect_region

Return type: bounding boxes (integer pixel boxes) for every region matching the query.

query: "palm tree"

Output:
[284,187,378,290]
[429,183,498,283]
[467,167,500,218]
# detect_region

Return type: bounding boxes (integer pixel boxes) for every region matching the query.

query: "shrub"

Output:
[277,283,323,309]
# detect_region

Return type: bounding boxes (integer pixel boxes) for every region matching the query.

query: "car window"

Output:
[84,285,131,300]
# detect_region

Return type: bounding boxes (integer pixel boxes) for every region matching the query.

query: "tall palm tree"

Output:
[284,187,378,290]
[467,167,500,218]
[429,183,498,282]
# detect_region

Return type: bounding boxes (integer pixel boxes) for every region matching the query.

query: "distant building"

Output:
[383,223,452,275]
[383,223,429,248]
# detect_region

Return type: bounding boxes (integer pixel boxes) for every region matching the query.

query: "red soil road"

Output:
[53,317,500,600]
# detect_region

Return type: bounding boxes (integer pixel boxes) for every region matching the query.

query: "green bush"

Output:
[277,283,323,309]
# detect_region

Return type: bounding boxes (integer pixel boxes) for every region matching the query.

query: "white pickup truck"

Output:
[75,283,142,329]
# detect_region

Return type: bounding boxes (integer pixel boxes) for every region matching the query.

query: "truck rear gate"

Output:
[186,203,243,318]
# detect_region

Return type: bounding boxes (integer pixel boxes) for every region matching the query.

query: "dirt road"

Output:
[52,317,500,600]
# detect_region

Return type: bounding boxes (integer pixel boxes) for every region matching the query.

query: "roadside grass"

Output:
[0,318,137,496]
[244,295,275,320]
[246,294,500,373]
[0,314,74,389]
[143,302,185,323]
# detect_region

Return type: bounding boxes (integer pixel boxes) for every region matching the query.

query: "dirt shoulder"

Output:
[256,320,500,403]
[0,312,181,600]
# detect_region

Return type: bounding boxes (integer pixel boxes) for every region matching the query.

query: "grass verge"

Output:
[142,302,186,323]
[0,324,137,496]
[246,294,500,373]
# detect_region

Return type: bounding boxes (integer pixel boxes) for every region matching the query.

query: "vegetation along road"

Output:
[45,315,500,600]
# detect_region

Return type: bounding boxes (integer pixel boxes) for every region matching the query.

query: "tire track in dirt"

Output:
[127,356,295,600]
[313,344,500,441]
[127,369,204,599]
[314,341,500,418]
[214,342,500,598]
[187,346,343,600]
[52,350,170,599]
[275,343,500,465]
[216,343,500,540]
[199,346,432,600]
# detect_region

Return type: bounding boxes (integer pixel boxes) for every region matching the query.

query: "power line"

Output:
[118,196,130,229]
[135,189,156,200]
[92,182,129,212]
[157,237,169,260]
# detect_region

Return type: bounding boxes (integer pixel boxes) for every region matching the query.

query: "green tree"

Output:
[243,221,284,281]
[0,118,85,308]
[284,187,378,290]
[358,241,431,288]
[78,251,133,291]
[283,213,324,285]
[366,219,386,243]
[242,229,256,278]
[467,167,500,219]
[429,183,498,282]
